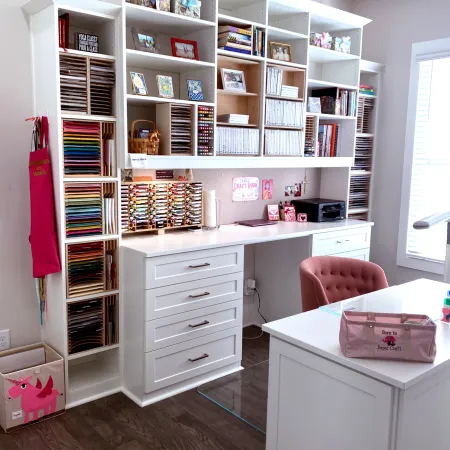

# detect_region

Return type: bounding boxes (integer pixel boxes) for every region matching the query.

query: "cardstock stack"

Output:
[63,121,102,176]
[90,59,115,116]
[67,241,105,298]
[186,183,202,226]
[60,54,88,114]
[198,106,214,156]
[105,296,118,345]
[217,114,249,125]
[353,135,373,171]
[149,183,169,229]
[129,184,150,231]
[65,184,102,238]
[103,185,116,235]
[171,105,193,154]
[357,96,375,133]
[168,183,186,227]
[121,184,130,232]
[281,85,299,98]
[349,174,370,209]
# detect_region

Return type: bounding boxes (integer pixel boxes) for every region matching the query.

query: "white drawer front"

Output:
[145,272,243,320]
[145,246,244,289]
[312,227,371,256]
[146,300,243,352]
[145,327,242,393]
[334,248,370,261]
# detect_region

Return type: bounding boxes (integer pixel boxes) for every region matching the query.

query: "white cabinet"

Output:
[312,227,372,256]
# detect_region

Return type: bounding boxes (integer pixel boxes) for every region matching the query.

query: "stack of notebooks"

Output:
[360,84,375,96]
[281,86,299,98]
[63,121,102,176]
[90,59,115,116]
[265,99,304,128]
[357,96,375,133]
[68,299,104,355]
[265,130,302,156]
[217,127,259,155]
[171,105,192,154]
[311,87,357,116]
[217,114,249,125]
[218,25,252,55]
[60,54,88,114]
[349,174,370,209]
[65,183,102,238]
[67,241,105,298]
[168,183,186,228]
[186,183,202,226]
[353,135,373,171]
[317,124,341,157]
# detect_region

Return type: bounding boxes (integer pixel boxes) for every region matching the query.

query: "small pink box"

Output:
[297,213,307,222]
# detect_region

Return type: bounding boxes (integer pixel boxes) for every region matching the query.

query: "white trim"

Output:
[397,37,450,275]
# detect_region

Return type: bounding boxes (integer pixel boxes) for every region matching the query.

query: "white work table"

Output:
[121,219,373,257]
[263,278,450,450]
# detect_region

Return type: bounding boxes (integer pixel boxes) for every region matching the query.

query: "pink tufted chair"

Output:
[300,256,389,312]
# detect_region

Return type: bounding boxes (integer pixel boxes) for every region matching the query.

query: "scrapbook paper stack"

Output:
[185,183,202,226]
[171,105,193,154]
[90,59,115,116]
[60,54,88,114]
[128,184,150,231]
[65,184,102,238]
[63,121,102,176]
[121,184,130,232]
[67,241,105,298]
[168,183,186,228]
[149,183,168,229]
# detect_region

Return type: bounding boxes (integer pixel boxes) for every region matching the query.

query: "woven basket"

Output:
[129,120,160,155]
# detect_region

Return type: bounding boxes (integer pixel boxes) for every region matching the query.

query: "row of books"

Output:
[311,87,357,117]
[58,13,70,48]
[265,130,303,156]
[253,28,265,57]
[360,84,375,96]
[218,25,252,55]
[317,124,342,157]
[265,99,304,128]
[217,127,260,155]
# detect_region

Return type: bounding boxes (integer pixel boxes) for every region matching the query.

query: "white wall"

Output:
[316,0,355,11]
[0,0,42,347]
[353,0,450,285]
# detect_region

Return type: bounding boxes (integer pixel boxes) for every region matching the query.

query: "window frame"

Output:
[397,37,450,276]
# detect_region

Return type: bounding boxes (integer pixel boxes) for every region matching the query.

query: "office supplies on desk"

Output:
[291,198,346,222]
[236,219,278,227]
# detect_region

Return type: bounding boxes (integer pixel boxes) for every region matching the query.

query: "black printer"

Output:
[290,198,346,222]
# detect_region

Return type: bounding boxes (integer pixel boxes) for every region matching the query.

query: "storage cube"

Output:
[0,343,65,432]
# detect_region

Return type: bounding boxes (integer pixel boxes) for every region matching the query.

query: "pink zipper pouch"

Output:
[339,311,437,363]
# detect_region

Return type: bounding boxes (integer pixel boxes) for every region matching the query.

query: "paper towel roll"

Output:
[203,190,217,228]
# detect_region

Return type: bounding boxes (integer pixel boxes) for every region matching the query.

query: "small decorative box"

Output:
[268,205,280,221]
[284,206,296,222]
[332,36,351,53]
[297,213,307,223]
[310,33,321,47]
[171,0,201,18]
[320,32,332,49]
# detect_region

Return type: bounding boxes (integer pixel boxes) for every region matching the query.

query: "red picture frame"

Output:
[171,38,199,60]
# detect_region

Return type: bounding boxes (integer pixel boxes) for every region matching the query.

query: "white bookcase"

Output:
[23,0,379,407]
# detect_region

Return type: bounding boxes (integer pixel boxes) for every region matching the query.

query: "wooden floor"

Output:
[0,327,269,450]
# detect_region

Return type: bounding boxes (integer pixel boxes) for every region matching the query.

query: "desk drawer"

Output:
[145,246,244,289]
[146,300,242,352]
[145,327,242,393]
[312,227,371,256]
[145,272,243,320]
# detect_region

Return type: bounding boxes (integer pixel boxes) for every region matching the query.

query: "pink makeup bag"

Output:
[339,311,437,363]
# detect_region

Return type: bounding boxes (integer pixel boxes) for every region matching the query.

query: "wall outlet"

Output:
[244,279,256,296]
[0,329,10,351]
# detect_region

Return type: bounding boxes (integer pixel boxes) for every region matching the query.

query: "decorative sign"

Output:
[232,177,259,202]
[156,170,174,180]
[74,33,99,53]
[262,179,273,200]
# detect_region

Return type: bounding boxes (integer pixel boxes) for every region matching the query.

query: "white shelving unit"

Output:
[23,0,378,407]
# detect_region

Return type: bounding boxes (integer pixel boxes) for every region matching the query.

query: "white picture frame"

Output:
[221,68,247,92]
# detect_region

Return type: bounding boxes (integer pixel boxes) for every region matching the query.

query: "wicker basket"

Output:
[129,120,160,155]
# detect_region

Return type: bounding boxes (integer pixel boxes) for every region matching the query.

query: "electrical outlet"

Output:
[0,329,10,351]
[244,279,256,296]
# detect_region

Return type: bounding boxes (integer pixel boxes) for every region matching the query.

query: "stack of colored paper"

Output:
[65,184,102,238]
[63,121,102,176]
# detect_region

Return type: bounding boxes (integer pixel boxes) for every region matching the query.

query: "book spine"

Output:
[218,37,252,46]
[221,46,252,55]
[253,27,257,56]
[261,31,265,57]
[218,32,252,41]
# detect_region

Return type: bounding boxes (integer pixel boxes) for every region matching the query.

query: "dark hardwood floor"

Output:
[0,327,269,450]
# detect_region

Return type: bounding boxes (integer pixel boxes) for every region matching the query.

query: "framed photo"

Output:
[156,0,170,11]
[130,0,157,8]
[171,38,199,60]
[221,68,246,92]
[130,72,148,96]
[156,75,174,98]
[187,80,203,101]
[131,27,157,53]
[269,42,292,62]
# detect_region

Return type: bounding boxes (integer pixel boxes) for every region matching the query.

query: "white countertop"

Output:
[121,220,373,257]
[263,279,450,389]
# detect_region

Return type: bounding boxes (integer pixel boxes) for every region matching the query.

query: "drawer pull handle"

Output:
[336,239,350,244]
[189,320,210,328]
[188,292,210,299]
[189,353,209,362]
[189,263,211,269]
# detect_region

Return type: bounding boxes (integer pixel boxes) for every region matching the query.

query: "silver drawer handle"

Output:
[336,239,350,244]
[189,353,209,362]
[188,292,210,299]
[189,263,211,269]
[189,320,210,328]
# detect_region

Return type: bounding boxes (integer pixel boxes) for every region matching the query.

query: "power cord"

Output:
[243,287,267,340]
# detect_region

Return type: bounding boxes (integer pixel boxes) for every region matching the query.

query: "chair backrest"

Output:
[300,256,389,312]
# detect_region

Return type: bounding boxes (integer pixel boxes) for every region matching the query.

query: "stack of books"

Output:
[311,87,357,116]
[253,28,265,57]
[217,127,260,155]
[359,84,375,96]
[317,124,341,157]
[265,130,303,156]
[217,114,249,125]
[265,99,304,128]
[267,67,283,95]
[281,85,299,98]
[218,25,252,55]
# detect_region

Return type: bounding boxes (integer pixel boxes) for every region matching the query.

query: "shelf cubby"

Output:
[267,2,309,36]
[266,29,308,67]
[218,0,267,25]
[308,54,359,88]
[266,63,306,101]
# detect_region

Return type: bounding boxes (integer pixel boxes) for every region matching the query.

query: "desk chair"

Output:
[300,256,389,312]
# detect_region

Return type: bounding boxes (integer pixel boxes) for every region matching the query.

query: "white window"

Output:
[398,38,450,275]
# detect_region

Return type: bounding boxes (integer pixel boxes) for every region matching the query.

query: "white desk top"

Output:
[122,220,373,257]
[263,279,450,389]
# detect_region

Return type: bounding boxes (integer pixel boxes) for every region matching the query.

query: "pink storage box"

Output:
[339,311,437,363]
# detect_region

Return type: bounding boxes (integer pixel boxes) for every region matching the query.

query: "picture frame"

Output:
[269,42,292,62]
[131,27,157,53]
[156,0,171,11]
[221,68,246,92]
[156,75,174,98]
[130,72,148,96]
[130,0,157,8]
[171,38,199,60]
[187,80,203,101]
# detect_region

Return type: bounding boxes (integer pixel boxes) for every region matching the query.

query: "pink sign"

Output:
[232,177,259,202]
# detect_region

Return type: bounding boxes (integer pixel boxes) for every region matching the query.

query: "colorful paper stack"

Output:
[218,24,253,55]
[149,183,168,229]
[198,106,214,156]
[67,241,105,298]
[121,184,130,232]
[65,184,102,238]
[168,183,186,228]
[186,183,202,226]
[63,121,102,176]
[359,84,375,96]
